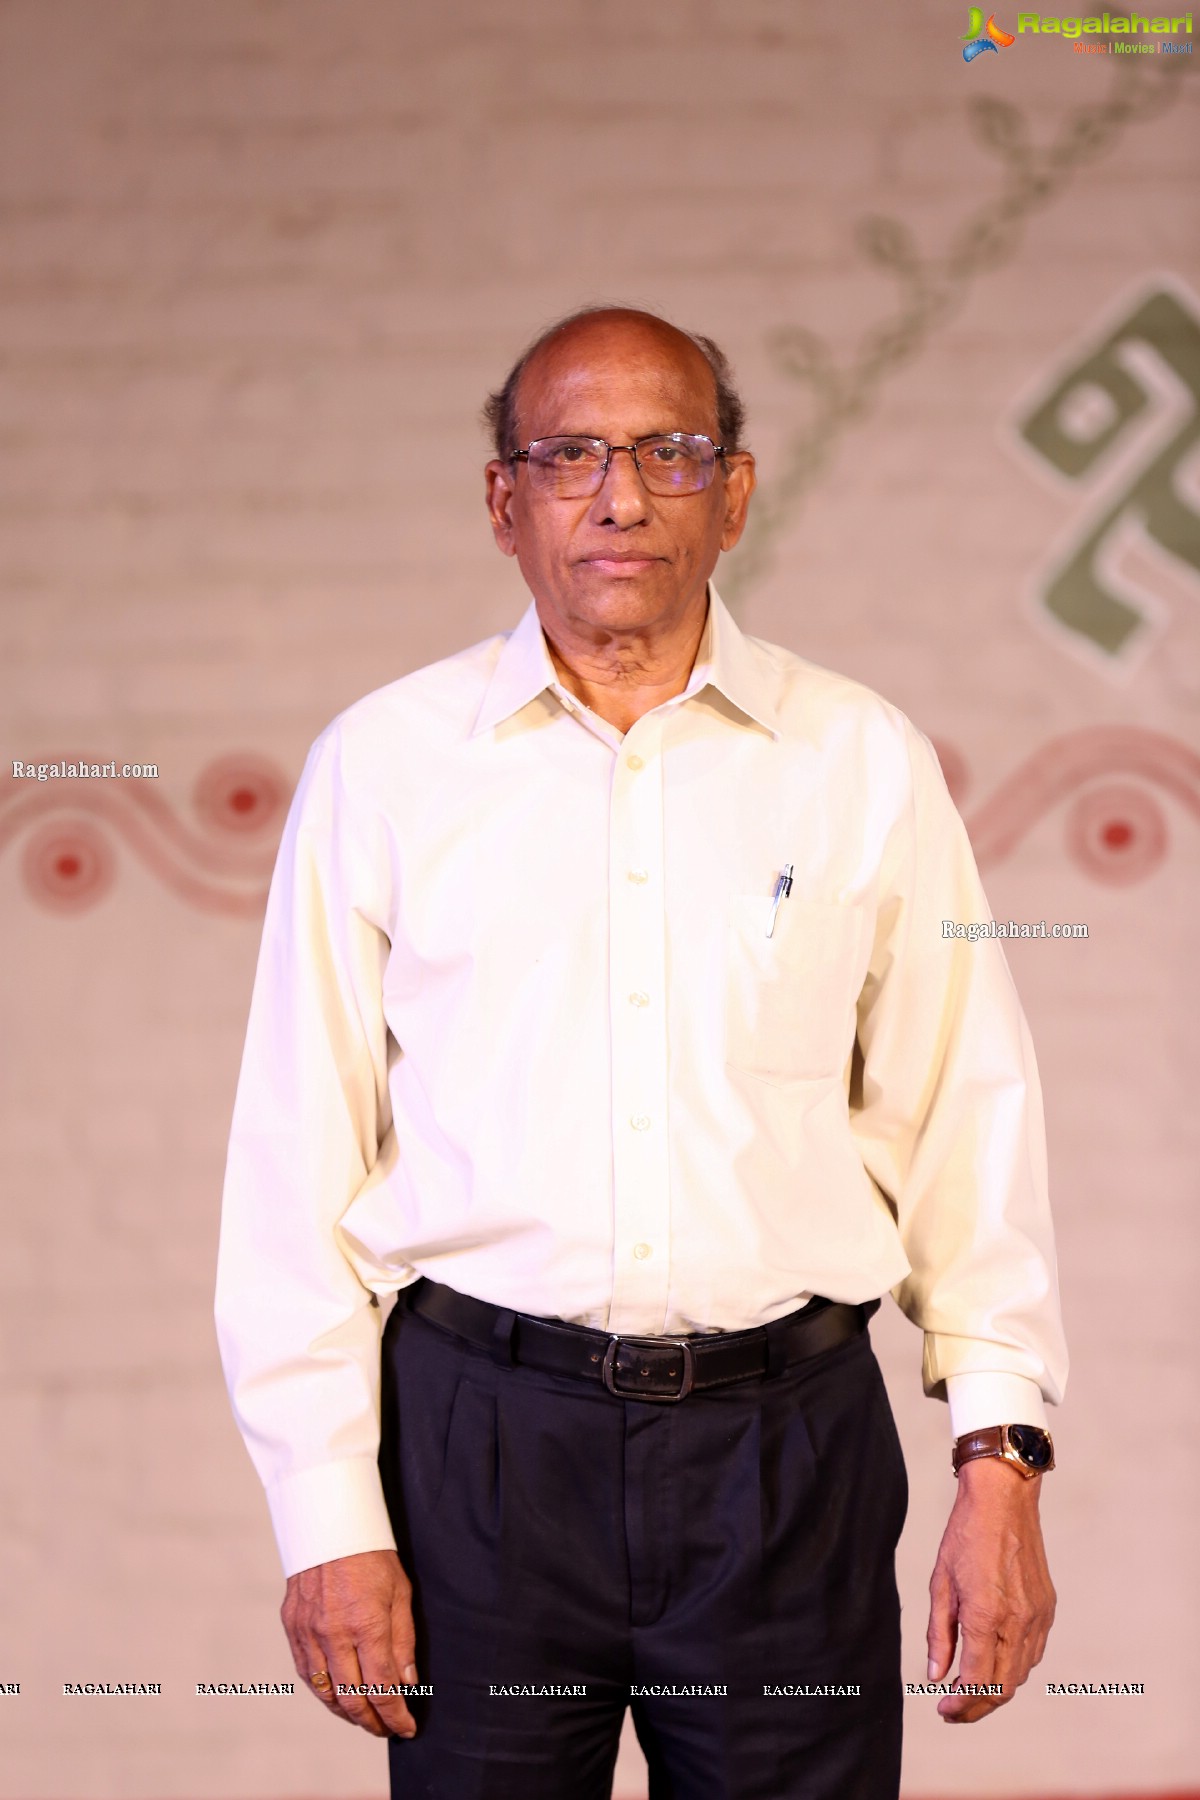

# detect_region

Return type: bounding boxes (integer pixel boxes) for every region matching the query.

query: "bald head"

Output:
[483,306,746,461]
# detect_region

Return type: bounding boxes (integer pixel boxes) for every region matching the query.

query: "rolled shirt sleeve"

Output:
[851,718,1068,1434]
[215,726,401,1577]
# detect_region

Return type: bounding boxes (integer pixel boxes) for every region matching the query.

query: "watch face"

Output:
[1007,1424,1054,1469]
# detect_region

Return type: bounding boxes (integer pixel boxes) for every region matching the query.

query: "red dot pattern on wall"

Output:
[1065,782,1168,886]
[21,819,117,914]
[193,756,289,837]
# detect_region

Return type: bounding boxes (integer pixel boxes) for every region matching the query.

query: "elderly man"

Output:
[216,305,1066,1800]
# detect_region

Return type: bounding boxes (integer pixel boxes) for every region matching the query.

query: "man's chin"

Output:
[567,560,678,612]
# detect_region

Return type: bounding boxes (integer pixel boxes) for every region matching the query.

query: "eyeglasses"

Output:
[509,434,726,498]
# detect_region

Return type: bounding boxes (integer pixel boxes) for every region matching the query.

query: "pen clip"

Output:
[765,862,794,938]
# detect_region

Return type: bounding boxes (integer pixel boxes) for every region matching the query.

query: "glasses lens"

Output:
[526,439,608,495]
[635,436,715,495]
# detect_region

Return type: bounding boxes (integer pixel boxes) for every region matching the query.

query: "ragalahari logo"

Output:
[962,8,1017,56]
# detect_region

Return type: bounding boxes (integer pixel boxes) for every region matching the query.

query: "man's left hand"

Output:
[925,1455,1056,1723]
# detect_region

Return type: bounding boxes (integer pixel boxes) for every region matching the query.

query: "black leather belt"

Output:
[402,1278,878,1404]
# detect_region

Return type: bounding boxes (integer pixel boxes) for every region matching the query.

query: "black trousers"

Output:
[379,1285,907,1800]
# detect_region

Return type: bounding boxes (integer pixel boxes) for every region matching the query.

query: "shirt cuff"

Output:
[945,1372,1049,1439]
[266,1457,397,1579]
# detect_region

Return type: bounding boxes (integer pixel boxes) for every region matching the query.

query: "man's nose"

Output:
[591,445,652,524]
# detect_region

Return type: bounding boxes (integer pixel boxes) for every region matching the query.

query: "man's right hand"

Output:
[281,1548,419,1739]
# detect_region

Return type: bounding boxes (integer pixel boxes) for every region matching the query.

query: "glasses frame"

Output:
[508,432,728,497]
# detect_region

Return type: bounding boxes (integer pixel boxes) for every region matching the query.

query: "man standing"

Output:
[216,306,1066,1799]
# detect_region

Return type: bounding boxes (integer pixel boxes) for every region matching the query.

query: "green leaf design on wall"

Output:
[723,61,1191,607]
[1018,286,1200,662]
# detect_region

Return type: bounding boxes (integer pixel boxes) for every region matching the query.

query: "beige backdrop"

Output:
[1,3,1198,1797]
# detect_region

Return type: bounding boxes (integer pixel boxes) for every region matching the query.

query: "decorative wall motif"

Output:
[723,58,1191,604]
[933,725,1199,882]
[4,732,1194,916]
[1012,280,1200,674]
[1,756,287,916]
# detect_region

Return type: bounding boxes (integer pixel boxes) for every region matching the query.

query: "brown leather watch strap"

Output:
[953,1425,1010,1473]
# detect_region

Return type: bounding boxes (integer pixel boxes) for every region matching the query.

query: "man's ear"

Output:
[485,459,519,558]
[719,453,757,554]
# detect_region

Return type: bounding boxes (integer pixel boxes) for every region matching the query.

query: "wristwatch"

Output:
[952,1424,1055,1479]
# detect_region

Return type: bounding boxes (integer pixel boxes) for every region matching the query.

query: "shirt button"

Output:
[628,991,650,1008]
[630,1114,651,1131]
[633,1242,652,1260]
[627,867,649,884]
[626,753,644,771]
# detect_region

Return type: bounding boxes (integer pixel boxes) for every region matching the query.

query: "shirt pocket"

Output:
[724,894,866,1085]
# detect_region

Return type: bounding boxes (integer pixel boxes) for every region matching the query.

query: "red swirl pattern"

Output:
[935,726,1198,885]
[2,754,286,916]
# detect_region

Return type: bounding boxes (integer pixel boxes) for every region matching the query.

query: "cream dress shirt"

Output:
[216,585,1067,1577]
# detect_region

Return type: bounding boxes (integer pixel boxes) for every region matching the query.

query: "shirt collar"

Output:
[470,583,780,740]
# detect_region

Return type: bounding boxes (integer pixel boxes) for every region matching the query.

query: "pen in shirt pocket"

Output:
[765,862,794,937]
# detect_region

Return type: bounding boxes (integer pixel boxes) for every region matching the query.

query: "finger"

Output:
[314,1634,388,1737]
[282,1618,343,1721]
[938,1620,999,1723]
[991,1589,1055,1698]
[1023,1578,1056,1676]
[925,1568,958,1682]
[297,1637,353,1725]
[356,1622,418,1741]
[990,1621,1036,1699]
[391,1576,419,1689]
[939,1693,1007,1721]
[1026,1616,1052,1674]
[284,1598,340,1706]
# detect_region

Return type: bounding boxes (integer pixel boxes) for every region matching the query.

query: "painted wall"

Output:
[1,3,1197,1795]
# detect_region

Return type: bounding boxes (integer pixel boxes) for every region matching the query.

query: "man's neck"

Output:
[540,593,709,736]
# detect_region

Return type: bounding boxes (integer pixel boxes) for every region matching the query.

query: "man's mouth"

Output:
[580,554,664,574]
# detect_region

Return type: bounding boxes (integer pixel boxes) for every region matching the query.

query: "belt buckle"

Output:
[601,1335,695,1403]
